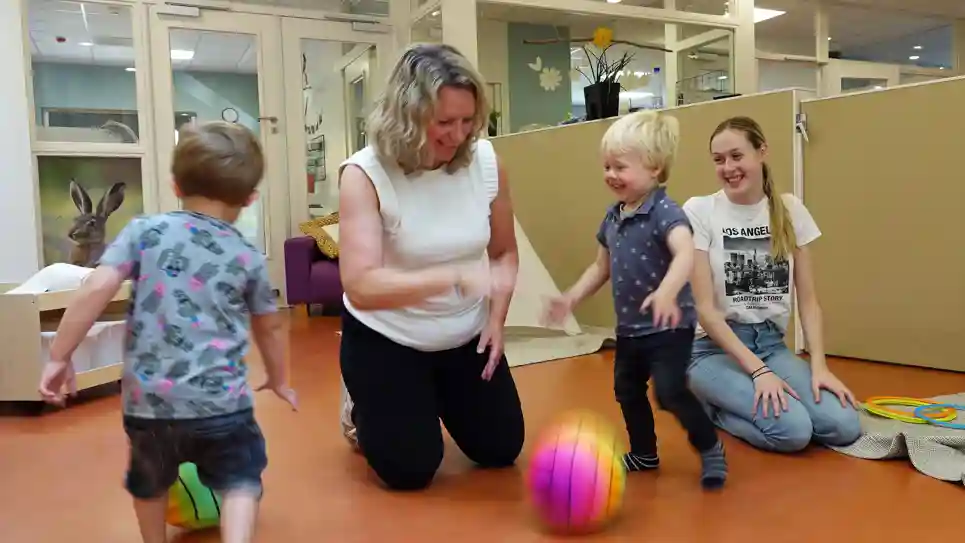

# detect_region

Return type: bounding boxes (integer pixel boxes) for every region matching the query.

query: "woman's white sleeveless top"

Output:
[340,139,500,352]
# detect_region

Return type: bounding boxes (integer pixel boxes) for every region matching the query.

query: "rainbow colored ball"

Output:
[526,410,627,534]
[166,463,222,530]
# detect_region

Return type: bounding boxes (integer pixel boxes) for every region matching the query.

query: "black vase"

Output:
[583,82,621,120]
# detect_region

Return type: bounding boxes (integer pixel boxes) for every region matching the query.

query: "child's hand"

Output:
[38,359,77,406]
[256,379,298,411]
[641,289,682,329]
[542,295,574,327]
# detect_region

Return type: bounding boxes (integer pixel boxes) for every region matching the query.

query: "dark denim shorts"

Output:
[123,408,267,500]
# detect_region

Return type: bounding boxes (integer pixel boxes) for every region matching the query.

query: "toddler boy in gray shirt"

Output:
[40,121,298,542]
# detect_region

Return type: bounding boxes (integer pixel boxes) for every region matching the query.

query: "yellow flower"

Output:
[593,27,613,49]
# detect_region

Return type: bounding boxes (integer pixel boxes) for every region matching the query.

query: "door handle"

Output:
[257,116,279,134]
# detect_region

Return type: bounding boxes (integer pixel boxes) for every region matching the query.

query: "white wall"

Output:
[1,1,42,283]
[758,59,817,91]
[822,58,901,95]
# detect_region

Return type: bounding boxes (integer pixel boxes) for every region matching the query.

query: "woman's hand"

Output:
[477,257,516,381]
[477,321,505,381]
[455,261,491,299]
[811,367,857,408]
[753,370,800,419]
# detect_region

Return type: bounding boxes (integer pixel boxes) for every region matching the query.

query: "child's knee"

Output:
[652,377,694,413]
[614,376,649,405]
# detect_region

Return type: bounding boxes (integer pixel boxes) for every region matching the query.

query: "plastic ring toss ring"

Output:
[913,404,965,430]
[862,396,957,425]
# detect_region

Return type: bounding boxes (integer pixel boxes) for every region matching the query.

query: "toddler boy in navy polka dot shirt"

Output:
[544,111,727,490]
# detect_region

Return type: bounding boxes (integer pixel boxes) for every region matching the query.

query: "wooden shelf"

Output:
[0,281,131,403]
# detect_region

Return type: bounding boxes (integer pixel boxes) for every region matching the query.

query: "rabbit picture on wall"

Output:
[68,179,127,268]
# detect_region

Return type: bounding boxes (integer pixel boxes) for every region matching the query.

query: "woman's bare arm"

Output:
[791,245,828,371]
[485,159,519,326]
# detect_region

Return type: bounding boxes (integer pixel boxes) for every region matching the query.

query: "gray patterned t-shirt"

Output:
[99,210,277,420]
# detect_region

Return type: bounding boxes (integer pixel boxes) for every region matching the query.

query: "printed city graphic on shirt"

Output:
[721,224,790,312]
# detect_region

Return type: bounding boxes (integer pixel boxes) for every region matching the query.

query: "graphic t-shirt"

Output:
[682,191,821,337]
[99,211,278,420]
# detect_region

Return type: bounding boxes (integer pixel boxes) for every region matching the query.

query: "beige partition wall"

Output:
[493,90,799,331]
[801,77,965,372]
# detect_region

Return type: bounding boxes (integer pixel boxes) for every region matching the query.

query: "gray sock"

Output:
[699,441,728,490]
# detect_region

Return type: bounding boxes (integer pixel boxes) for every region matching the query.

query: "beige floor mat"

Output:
[828,393,965,485]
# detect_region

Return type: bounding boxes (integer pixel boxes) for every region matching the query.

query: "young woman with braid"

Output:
[681,117,862,453]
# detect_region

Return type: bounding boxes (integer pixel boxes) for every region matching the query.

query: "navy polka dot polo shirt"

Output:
[596,187,698,338]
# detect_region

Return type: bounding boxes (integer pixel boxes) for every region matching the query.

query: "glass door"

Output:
[280,18,391,230]
[149,7,288,290]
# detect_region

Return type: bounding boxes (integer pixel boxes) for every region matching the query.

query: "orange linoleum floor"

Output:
[1,309,963,543]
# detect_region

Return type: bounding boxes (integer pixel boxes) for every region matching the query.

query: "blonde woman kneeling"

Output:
[682,117,862,453]
[337,44,524,490]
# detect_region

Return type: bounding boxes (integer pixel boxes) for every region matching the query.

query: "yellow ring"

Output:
[862,396,957,424]
[864,396,956,423]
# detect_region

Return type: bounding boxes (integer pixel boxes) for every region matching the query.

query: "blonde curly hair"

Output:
[366,43,489,174]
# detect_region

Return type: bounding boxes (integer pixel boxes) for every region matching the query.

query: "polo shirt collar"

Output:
[613,187,666,219]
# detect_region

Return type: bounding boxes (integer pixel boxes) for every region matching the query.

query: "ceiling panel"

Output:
[26,0,257,73]
[23,0,962,74]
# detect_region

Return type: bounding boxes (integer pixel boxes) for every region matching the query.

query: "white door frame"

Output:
[148,7,289,293]
[280,17,392,233]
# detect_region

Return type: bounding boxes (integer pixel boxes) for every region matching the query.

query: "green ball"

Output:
[166,463,222,530]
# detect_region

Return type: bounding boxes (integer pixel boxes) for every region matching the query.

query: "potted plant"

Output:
[578,27,635,120]
[524,27,669,121]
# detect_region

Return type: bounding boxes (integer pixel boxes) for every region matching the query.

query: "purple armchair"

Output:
[284,236,343,315]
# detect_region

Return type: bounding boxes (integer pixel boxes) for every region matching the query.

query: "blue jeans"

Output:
[687,321,861,453]
[123,409,267,499]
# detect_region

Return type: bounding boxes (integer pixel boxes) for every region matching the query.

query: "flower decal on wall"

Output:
[539,67,562,91]
[528,56,563,92]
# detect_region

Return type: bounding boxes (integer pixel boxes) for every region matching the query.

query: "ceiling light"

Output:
[940,66,946,70]
[913,45,922,50]
[125,67,136,72]
[171,49,195,60]
[909,55,920,60]
[719,75,729,80]
[827,37,832,41]
[79,41,93,46]
[607,0,622,3]
[431,9,439,16]
[753,8,784,22]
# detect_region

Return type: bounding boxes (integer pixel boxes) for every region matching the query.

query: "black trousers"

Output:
[339,309,525,491]
[614,328,719,456]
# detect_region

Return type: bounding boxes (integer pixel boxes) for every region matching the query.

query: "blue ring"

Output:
[913,404,965,430]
